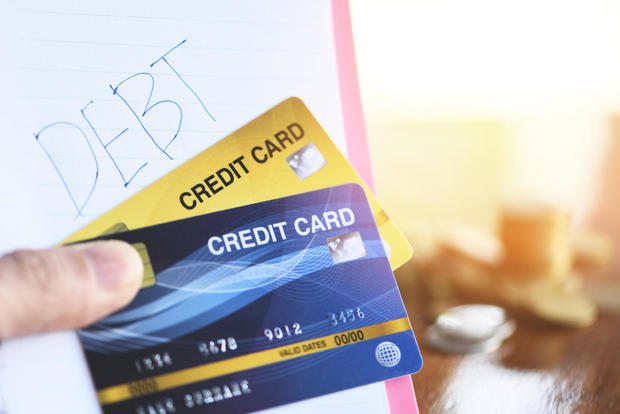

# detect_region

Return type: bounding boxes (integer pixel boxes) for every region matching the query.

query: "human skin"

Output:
[0,240,143,338]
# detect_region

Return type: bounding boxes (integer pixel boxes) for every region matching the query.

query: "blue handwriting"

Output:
[33,39,215,217]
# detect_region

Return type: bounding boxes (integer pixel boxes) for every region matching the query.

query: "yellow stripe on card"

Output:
[97,317,412,405]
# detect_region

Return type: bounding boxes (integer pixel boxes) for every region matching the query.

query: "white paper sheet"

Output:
[0,1,390,413]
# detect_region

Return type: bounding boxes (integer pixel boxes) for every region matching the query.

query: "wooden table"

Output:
[398,270,620,414]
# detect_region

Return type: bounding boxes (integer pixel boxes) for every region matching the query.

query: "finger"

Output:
[0,240,143,338]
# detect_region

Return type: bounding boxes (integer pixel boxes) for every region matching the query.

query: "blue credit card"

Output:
[79,183,422,414]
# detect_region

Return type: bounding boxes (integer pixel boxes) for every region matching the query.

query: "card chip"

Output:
[132,242,156,288]
[100,222,130,236]
[286,143,327,180]
[327,231,367,264]
[97,224,154,288]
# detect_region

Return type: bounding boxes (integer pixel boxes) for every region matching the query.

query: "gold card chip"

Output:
[97,223,155,288]
[132,242,156,288]
[100,222,130,236]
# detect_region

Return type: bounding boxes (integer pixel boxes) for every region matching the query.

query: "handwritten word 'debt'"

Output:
[33,40,215,218]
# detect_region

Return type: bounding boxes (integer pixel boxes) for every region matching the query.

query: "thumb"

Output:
[0,240,143,339]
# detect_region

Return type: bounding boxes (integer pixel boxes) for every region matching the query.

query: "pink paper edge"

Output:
[331,0,375,192]
[331,2,419,414]
[385,376,419,414]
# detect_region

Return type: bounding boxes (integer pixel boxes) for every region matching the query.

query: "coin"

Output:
[526,287,597,327]
[436,304,507,342]
[425,304,515,354]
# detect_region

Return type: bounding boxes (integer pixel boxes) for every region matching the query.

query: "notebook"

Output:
[0,1,417,413]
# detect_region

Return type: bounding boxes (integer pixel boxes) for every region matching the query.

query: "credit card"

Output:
[78,184,422,414]
[64,97,412,271]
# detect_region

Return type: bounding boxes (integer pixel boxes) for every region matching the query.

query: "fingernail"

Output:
[79,241,142,290]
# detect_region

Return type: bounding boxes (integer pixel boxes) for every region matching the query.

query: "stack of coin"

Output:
[420,202,609,328]
[498,203,599,326]
[572,230,613,270]
[500,203,572,280]
[424,304,515,353]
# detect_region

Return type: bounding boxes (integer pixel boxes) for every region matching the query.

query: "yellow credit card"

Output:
[65,97,412,269]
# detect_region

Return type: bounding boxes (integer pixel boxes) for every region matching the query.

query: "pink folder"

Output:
[332,1,419,413]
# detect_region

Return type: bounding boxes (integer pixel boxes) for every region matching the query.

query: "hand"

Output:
[0,241,143,339]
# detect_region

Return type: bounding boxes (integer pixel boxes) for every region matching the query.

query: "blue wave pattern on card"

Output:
[79,184,422,414]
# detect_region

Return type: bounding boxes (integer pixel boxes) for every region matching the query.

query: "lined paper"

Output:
[0,1,391,413]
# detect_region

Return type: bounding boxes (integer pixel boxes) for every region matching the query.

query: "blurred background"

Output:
[351,0,620,285]
[350,2,620,412]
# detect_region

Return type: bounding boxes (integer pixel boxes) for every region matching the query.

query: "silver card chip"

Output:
[327,231,367,264]
[286,142,326,180]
